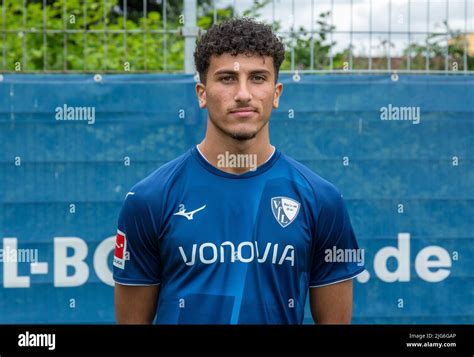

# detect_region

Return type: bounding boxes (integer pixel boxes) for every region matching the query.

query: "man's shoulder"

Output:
[127,149,192,203]
[280,153,342,200]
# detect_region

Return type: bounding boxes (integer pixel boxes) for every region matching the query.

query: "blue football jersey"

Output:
[113,146,364,324]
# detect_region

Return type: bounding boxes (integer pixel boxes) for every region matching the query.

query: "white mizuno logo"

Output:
[173,204,206,220]
[125,192,135,199]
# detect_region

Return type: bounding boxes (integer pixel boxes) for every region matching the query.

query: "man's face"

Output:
[196,53,283,141]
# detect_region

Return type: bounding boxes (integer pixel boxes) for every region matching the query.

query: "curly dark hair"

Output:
[194,17,285,84]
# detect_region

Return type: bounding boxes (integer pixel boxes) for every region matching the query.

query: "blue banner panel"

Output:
[0,74,473,323]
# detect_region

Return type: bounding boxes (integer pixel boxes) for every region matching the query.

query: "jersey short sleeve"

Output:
[309,185,365,287]
[113,192,162,286]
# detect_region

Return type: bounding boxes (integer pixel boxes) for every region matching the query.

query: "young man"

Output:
[114,17,364,324]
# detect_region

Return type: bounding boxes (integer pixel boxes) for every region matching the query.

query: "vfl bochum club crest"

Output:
[271,197,300,228]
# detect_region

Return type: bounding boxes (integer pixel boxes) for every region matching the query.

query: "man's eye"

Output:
[220,76,235,82]
[253,75,265,81]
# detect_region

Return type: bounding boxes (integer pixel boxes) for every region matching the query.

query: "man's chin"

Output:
[228,130,259,141]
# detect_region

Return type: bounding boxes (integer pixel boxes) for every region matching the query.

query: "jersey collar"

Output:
[191,145,281,179]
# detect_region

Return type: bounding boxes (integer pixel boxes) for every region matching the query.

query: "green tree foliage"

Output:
[402,21,474,71]
[1,0,183,71]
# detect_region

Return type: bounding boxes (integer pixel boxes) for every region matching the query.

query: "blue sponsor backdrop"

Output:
[0,74,473,323]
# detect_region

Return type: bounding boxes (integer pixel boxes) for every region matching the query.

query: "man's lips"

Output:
[229,108,258,117]
[230,107,257,113]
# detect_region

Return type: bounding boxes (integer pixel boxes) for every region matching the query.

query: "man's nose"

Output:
[234,80,252,102]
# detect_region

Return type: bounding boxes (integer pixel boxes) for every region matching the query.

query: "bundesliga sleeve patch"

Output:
[113,230,127,269]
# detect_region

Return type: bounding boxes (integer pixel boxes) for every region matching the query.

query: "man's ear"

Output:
[273,82,283,109]
[196,82,206,109]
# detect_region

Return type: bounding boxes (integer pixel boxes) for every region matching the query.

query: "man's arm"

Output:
[309,279,353,324]
[115,283,160,324]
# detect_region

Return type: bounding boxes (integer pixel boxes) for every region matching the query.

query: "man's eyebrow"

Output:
[213,69,271,76]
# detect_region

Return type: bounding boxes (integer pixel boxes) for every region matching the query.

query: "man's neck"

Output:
[197,135,275,175]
